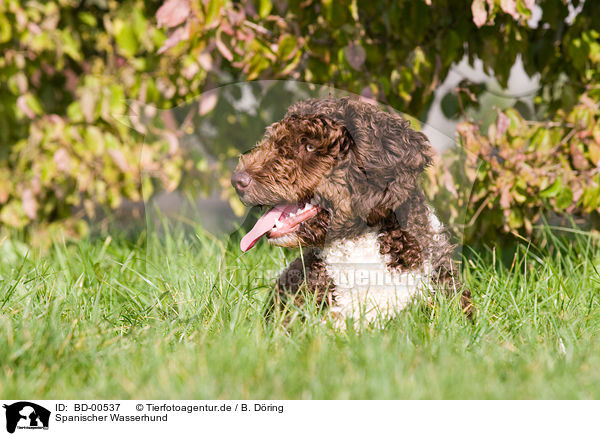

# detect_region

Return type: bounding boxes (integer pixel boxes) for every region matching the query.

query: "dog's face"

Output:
[232,98,433,252]
[232,114,350,250]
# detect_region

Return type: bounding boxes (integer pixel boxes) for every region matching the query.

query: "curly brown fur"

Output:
[234,96,472,319]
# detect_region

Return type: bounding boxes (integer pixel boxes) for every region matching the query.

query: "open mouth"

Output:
[240,199,320,252]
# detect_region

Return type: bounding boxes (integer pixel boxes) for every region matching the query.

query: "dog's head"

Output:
[232,97,433,251]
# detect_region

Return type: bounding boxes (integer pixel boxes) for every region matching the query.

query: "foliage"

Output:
[0,0,184,233]
[0,0,599,243]
[456,94,600,241]
[442,0,600,241]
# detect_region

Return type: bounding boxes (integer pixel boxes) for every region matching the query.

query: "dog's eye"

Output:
[305,144,315,152]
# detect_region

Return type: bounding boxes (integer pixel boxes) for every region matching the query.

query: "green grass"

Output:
[1,225,600,399]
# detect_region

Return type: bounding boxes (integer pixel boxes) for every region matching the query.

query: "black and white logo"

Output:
[2,402,50,434]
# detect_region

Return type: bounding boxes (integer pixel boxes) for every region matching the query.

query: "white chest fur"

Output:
[317,232,432,328]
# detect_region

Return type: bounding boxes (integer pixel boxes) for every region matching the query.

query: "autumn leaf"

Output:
[216,31,234,61]
[344,43,366,70]
[156,0,190,28]
[198,90,218,116]
[500,0,519,19]
[158,21,190,54]
[496,111,510,138]
[54,148,71,173]
[471,0,487,28]
[16,95,36,119]
[523,0,535,11]
[108,148,131,173]
[163,132,179,155]
[22,189,37,220]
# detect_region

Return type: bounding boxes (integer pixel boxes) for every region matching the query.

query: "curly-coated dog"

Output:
[232,97,472,327]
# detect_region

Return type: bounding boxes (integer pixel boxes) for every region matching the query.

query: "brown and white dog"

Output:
[232,97,471,327]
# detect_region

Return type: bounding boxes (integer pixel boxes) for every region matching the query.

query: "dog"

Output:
[232,97,472,327]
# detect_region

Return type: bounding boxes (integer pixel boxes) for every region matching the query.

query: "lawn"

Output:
[1,225,599,399]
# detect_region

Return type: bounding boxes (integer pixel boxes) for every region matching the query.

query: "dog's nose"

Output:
[231,171,252,192]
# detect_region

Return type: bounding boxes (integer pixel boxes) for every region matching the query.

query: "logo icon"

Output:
[2,402,50,434]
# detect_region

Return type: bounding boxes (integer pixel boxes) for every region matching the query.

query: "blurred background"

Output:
[0,0,599,246]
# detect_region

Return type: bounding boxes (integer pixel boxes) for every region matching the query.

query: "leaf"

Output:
[523,0,535,11]
[570,142,589,170]
[441,92,460,119]
[198,90,218,115]
[0,176,10,204]
[588,142,600,167]
[157,22,190,54]
[258,0,272,18]
[17,94,43,119]
[80,88,97,123]
[496,111,510,137]
[540,178,562,198]
[115,20,138,58]
[53,148,71,173]
[16,95,36,119]
[500,0,519,19]
[500,185,512,209]
[471,0,488,27]
[107,148,131,173]
[0,13,12,43]
[0,202,27,229]
[108,84,125,115]
[67,102,84,123]
[360,86,377,104]
[60,29,82,61]
[22,189,37,220]
[78,12,97,27]
[216,32,233,61]
[531,128,553,153]
[163,132,179,155]
[344,43,366,70]
[322,0,348,27]
[504,108,523,136]
[277,34,297,61]
[507,208,523,229]
[555,186,573,210]
[156,0,190,28]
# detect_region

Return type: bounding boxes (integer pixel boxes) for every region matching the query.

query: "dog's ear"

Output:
[311,116,354,157]
[342,106,433,223]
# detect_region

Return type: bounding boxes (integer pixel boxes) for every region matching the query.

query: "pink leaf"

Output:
[197,52,213,71]
[163,132,179,155]
[182,61,199,80]
[499,186,512,209]
[16,95,35,119]
[471,0,488,27]
[496,111,510,137]
[523,0,535,10]
[0,183,8,204]
[227,8,246,25]
[216,35,234,61]
[22,188,37,220]
[158,22,190,54]
[53,148,71,173]
[198,90,218,116]
[500,0,519,19]
[443,171,458,197]
[108,148,131,173]
[156,0,190,28]
[80,89,96,123]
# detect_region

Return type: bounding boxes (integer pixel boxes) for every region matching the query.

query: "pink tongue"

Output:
[240,205,287,252]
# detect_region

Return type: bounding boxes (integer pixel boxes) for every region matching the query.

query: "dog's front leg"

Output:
[265,249,335,318]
